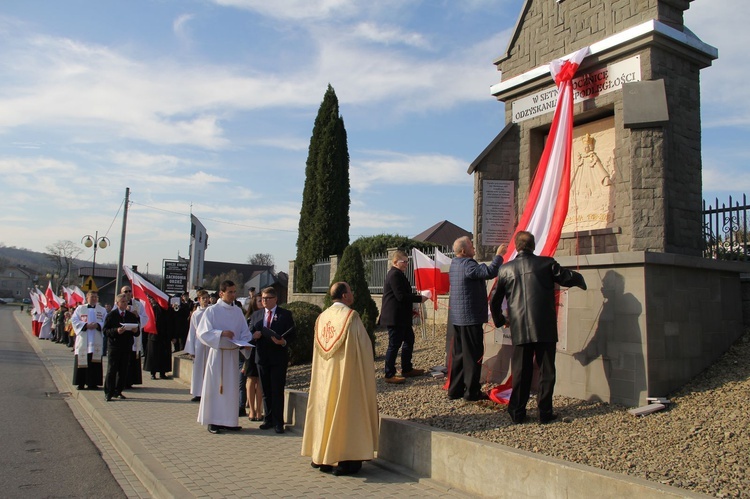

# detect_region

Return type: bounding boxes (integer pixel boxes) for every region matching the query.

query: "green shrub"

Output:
[285,301,322,366]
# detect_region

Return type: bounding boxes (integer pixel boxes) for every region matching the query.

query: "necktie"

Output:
[121,311,125,319]
[266,310,273,328]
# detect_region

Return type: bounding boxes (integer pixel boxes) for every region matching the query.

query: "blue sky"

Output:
[0,0,746,277]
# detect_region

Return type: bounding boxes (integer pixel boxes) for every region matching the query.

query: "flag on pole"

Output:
[124,266,168,334]
[504,46,590,260]
[412,248,438,310]
[45,281,62,310]
[71,286,86,305]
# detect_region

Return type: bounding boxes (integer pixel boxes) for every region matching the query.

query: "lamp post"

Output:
[81,231,110,288]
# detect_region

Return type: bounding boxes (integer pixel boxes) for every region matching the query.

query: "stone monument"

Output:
[470,0,745,406]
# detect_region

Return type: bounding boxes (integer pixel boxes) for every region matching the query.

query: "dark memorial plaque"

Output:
[163,260,189,295]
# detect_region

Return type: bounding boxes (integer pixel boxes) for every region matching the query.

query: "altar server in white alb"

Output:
[185,289,211,402]
[70,290,107,390]
[196,281,254,434]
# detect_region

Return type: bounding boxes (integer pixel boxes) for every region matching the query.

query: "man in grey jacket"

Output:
[490,231,586,424]
[447,236,506,401]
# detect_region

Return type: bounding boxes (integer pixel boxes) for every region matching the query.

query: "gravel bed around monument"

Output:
[286,325,750,498]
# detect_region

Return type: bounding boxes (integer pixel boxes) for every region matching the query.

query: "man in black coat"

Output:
[490,231,586,424]
[380,250,427,384]
[250,286,295,433]
[103,292,141,401]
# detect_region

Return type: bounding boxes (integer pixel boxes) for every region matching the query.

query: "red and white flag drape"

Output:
[123,266,168,334]
[71,286,85,305]
[434,249,451,296]
[505,47,590,260]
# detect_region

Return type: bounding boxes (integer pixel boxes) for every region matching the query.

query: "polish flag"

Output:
[434,249,452,296]
[412,249,438,310]
[45,281,62,310]
[124,266,168,334]
[62,286,74,307]
[505,47,590,260]
[71,286,86,305]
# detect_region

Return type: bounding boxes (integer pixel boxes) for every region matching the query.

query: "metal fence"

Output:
[703,195,750,261]
[308,248,454,295]
[311,257,331,293]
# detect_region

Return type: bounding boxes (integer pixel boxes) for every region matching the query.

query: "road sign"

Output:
[81,276,98,292]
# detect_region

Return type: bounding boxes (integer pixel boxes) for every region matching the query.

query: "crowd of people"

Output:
[30,232,586,478]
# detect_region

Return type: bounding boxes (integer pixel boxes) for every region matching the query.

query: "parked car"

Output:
[22,298,31,304]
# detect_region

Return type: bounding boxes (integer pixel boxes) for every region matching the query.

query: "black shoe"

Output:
[116,394,127,399]
[259,422,273,430]
[509,414,526,424]
[207,424,220,434]
[465,392,489,402]
[105,395,112,402]
[540,413,559,424]
[159,374,171,380]
[150,374,156,380]
[190,396,201,402]
[333,460,362,476]
[274,426,285,434]
[77,385,85,390]
[239,408,247,417]
[224,425,242,431]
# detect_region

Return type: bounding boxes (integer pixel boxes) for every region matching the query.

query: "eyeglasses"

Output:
[261,296,276,301]
[396,260,408,264]
[123,290,132,293]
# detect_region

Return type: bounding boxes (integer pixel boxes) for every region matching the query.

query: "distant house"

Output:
[0,265,37,299]
[412,220,472,248]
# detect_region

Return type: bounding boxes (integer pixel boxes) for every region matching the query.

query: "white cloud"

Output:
[351,22,429,49]
[351,151,473,191]
[210,0,360,21]
[173,13,195,40]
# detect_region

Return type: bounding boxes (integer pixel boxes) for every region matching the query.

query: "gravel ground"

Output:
[287,324,750,498]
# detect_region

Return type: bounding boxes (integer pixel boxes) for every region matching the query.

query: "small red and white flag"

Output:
[434,249,452,296]
[505,46,590,260]
[412,249,438,310]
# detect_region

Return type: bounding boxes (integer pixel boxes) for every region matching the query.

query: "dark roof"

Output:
[412,221,472,247]
[203,261,272,281]
[468,122,515,174]
[78,266,119,278]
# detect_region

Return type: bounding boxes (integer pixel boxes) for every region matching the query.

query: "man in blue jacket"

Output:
[447,237,506,401]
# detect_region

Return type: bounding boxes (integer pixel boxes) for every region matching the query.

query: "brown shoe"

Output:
[384,376,405,384]
[402,368,425,378]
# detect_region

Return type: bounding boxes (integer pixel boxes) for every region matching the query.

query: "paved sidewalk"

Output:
[14,311,470,499]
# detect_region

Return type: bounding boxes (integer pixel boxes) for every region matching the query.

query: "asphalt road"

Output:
[0,307,125,498]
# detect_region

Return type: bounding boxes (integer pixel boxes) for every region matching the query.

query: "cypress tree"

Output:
[324,245,379,348]
[295,84,350,292]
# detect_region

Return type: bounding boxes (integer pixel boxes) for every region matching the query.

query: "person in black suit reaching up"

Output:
[250,287,295,434]
[103,293,141,401]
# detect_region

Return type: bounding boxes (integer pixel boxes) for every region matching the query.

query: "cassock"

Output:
[70,303,106,389]
[126,299,149,387]
[301,302,379,466]
[196,300,253,428]
[185,306,209,397]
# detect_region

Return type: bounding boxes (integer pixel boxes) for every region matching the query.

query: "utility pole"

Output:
[114,187,130,295]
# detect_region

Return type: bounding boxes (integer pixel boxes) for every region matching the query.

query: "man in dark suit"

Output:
[380,250,428,384]
[103,292,141,401]
[250,286,295,433]
[490,231,586,424]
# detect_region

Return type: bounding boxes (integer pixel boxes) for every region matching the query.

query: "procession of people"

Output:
[25,233,586,478]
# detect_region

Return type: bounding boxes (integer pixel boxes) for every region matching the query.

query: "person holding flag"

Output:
[380,250,428,384]
[447,237,506,402]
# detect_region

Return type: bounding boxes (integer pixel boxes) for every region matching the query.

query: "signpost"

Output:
[163,260,189,296]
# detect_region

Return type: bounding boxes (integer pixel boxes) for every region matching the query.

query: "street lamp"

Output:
[81,231,110,287]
